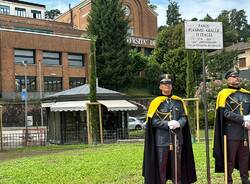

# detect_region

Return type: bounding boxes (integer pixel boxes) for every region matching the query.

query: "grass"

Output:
[0,143,241,184]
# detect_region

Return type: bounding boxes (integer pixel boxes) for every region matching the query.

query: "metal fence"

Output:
[1,128,46,151]
[1,127,214,151]
[60,129,145,145]
[1,128,145,151]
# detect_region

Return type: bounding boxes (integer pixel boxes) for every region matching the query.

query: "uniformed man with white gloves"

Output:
[213,70,250,184]
[143,74,196,184]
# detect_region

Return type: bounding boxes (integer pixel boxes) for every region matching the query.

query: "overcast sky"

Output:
[32,0,250,27]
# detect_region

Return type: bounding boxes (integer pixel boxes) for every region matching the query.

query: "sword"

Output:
[240,103,248,147]
[169,99,173,151]
[174,131,177,184]
[170,99,178,184]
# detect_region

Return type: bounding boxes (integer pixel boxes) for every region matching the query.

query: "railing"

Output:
[46,128,145,145]
[61,129,145,144]
[1,128,47,151]
[1,127,214,151]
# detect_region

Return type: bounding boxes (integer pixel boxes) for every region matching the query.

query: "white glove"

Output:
[244,121,250,129]
[243,115,250,121]
[168,120,180,130]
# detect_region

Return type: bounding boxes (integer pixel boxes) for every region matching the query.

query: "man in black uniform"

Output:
[143,74,196,184]
[213,70,250,184]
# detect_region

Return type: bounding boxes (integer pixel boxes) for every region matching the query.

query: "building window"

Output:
[31,10,41,19]
[131,47,141,52]
[0,5,10,15]
[128,27,134,36]
[144,48,153,56]
[239,58,246,68]
[69,77,86,88]
[15,76,36,92]
[15,7,26,17]
[43,51,61,65]
[14,49,35,64]
[44,77,62,92]
[68,53,84,67]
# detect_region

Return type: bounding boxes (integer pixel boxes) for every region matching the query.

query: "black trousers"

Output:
[156,144,182,184]
[227,140,250,184]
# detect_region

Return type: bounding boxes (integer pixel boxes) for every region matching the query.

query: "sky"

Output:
[31,0,250,27]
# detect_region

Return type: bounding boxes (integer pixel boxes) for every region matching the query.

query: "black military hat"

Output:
[225,70,239,79]
[160,74,173,84]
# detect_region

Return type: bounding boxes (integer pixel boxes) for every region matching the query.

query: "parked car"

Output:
[128,117,143,130]
[136,116,146,123]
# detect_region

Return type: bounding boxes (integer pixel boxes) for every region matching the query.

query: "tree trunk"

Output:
[88,38,100,145]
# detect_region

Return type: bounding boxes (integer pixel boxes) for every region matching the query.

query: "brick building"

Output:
[56,0,158,55]
[0,0,45,19]
[0,14,91,101]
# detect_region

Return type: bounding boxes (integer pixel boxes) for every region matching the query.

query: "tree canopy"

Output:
[87,0,131,90]
[147,0,157,10]
[45,9,61,20]
[153,23,202,96]
[166,0,182,26]
[207,50,239,79]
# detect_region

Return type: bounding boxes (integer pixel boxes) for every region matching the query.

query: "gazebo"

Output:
[42,84,137,144]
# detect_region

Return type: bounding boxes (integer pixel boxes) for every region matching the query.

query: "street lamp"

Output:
[22,60,28,146]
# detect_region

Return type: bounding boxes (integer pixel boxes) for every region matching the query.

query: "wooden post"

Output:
[183,98,200,143]
[224,135,228,184]
[86,104,92,144]
[99,104,103,144]
[0,105,3,152]
[196,99,200,143]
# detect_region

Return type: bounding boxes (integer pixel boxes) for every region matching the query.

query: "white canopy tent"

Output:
[42,100,137,112]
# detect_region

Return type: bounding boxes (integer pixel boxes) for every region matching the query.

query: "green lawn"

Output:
[0,143,241,184]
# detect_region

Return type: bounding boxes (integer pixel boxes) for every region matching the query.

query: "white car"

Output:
[128,117,143,130]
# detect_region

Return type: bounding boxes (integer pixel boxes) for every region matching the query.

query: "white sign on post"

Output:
[27,116,33,127]
[185,21,223,50]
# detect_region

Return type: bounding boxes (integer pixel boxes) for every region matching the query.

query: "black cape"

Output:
[213,88,250,172]
[213,108,250,173]
[142,117,197,184]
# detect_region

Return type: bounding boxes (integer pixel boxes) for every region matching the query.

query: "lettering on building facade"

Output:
[127,36,155,47]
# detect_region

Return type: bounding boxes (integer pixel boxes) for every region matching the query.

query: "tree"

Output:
[217,10,238,47]
[216,9,250,45]
[88,38,100,144]
[207,50,239,79]
[154,23,202,96]
[166,0,181,26]
[144,56,162,95]
[154,24,184,64]
[129,49,147,76]
[230,9,248,41]
[203,14,214,21]
[87,0,131,90]
[45,9,61,20]
[147,0,157,10]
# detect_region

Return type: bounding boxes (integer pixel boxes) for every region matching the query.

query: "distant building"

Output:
[0,13,90,101]
[56,0,158,55]
[42,84,138,144]
[0,0,45,19]
[208,42,250,80]
[0,0,92,127]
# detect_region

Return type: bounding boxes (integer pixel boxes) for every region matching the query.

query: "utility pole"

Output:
[23,60,28,146]
[39,62,44,126]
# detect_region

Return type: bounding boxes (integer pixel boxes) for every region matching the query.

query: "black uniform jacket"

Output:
[142,96,197,184]
[213,88,250,173]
